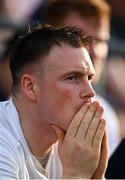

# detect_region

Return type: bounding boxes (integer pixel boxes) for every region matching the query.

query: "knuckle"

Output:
[74,142,83,151]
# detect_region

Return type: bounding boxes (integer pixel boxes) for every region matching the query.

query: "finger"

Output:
[97,131,109,175]
[51,125,65,145]
[91,131,108,179]
[65,103,90,138]
[101,130,109,159]
[86,106,103,144]
[76,101,99,140]
[92,119,106,148]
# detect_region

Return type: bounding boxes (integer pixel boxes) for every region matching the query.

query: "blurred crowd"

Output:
[0,0,125,178]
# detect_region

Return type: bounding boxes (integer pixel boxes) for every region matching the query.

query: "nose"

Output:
[79,81,95,99]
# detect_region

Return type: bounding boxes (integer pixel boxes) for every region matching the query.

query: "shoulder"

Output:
[0,125,23,162]
[0,124,27,178]
[0,126,24,177]
[0,101,8,119]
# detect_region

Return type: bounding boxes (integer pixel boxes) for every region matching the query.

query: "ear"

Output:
[21,74,38,102]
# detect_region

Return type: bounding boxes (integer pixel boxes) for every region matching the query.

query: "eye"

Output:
[65,73,82,83]
[67,75,78,81]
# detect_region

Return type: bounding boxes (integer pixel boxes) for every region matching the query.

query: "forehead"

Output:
[43,43,95,75]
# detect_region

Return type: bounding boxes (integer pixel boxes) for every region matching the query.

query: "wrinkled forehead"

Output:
[80,47,95,75]
[42,43,95,74]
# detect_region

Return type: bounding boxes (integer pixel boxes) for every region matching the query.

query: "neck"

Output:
[12,95,57,158]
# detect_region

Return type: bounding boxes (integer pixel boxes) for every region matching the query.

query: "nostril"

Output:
[79,86,95,99]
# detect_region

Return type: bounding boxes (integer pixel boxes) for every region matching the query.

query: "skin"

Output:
[54,102,108,179]
[62,11,110,82]
[36,43,95,131]
[13,43,108,179]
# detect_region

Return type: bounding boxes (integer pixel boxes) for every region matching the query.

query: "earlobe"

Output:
[21,74,37,102]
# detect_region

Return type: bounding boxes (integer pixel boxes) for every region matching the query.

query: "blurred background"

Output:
[0,0,125,178]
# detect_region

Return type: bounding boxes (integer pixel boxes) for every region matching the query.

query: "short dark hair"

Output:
[9,24,92,90]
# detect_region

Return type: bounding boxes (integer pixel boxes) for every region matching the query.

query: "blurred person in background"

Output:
[107,0,125,57]
[0,0,45,27]
[106,0,125,138]
[104,0,125,178]
[43,0,121,158]
[0,0,46,101]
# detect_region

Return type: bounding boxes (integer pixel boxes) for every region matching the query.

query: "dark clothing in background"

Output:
[106,139,125,179]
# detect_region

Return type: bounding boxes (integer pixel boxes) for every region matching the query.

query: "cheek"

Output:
[40,81,74,114]
[59,89,72,103]
[53,87,81,130]
[50,83,75,121]
[54,87,73,112]
[41,81,81,130]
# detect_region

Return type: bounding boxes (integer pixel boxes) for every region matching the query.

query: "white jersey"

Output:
[0,98,63,179]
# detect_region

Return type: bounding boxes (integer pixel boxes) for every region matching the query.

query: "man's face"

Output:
[63,12,110,82]
[36,43,95,132]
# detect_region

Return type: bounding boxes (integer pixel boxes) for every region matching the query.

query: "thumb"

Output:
[51,125,65,145]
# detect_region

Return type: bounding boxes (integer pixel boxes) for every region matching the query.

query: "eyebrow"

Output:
[60,70,95,78]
